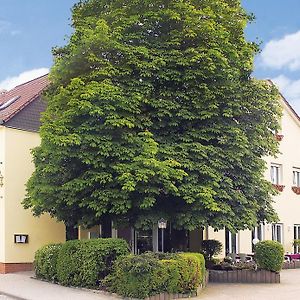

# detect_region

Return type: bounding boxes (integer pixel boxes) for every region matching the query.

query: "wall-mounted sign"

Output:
[14,234,29,244]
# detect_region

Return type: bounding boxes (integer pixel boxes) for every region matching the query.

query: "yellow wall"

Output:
[0,128,5,262]
[79,225,100,240]
[3,127,65,263]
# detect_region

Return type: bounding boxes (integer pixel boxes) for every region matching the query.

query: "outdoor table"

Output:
[285,253,300,261]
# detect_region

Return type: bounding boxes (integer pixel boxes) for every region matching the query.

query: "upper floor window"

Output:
[293,169,300,187]
[271,164,281,185]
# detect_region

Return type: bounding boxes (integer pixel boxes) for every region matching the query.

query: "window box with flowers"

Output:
[275,134,284,141]
[293,170,300,194]
[273,184,285,192]
[292,186,300,195]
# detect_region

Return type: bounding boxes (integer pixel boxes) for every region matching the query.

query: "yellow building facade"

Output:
[0,76,65,273]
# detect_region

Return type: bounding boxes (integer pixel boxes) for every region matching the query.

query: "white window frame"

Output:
[226,230,239,254]
[252,224,264,252]
[253,224,264,241]
[293,169,300,187]
[270,164,281,185]
[272,223,283,244]
[294,225,300,253]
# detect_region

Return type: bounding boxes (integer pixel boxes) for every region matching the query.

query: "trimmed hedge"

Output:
[255,240,284,272]
[34,238,129,288]
[104,252,205,298]
[34,243,62,282]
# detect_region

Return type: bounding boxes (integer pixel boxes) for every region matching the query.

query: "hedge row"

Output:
[34,238,129,287]
[103,252,206,298]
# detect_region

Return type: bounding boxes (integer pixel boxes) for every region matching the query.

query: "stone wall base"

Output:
[0,263,33,273]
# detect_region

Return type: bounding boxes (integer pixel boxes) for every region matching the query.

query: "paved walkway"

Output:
[200,269,300,300]
[0,272,116,300]
[1,269,300,299]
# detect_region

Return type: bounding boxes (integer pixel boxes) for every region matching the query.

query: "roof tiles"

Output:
[0,74,49,123]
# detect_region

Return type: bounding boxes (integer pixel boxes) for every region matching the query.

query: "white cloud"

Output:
[0,20,10,34]
[0,20,21,36]
[260,31,300,71]
[0,68,49,91]
[272,75,300,114]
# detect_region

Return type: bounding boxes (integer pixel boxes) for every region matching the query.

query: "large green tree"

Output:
[24,0,281,233]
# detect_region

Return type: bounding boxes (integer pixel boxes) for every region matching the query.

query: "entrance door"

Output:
[132,228,155,254]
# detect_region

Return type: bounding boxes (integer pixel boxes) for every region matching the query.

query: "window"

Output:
[294,225,300,253]
[271,164,281,184]
[293,169,300,187]
[252,224,264,252]
[225,229,238,254]
[272,223,283,244]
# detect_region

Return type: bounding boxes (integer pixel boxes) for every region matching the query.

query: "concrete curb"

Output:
[0,291,27,300]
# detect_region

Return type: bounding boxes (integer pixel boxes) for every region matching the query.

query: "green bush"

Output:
[179,253,206,286]
[293,239,300,248]
[55,238,129,287]
[201,239,223,261]
[255,240,284,272]
[103,252,166,298]
[104,252,205,298]
[34,243,62,282]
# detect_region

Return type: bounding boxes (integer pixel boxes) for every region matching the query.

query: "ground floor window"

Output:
[252,224,264,252]
[225,229,238,254]
[294,225,300,253]
[272,223,283,243]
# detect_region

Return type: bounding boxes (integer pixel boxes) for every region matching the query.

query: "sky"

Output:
[0,1,300,112]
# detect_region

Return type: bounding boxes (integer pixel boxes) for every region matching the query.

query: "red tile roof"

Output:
[0,74,49,123]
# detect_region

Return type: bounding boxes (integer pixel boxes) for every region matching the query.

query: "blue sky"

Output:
[0,0,300,112]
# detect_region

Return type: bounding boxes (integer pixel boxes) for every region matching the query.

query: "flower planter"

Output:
[282,260,300,269]
[209,269,280,284]
[273,184,285,192]
[292,186,300,195]
[275,134,284,141]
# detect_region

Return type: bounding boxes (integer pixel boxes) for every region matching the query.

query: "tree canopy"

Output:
[23,0,281,232]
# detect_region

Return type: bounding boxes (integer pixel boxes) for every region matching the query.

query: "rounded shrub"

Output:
[34,243,62,282]
[255,240,284,272]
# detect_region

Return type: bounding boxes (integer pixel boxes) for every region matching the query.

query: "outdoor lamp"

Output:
[158,218,167,253]
[158,218,167,229]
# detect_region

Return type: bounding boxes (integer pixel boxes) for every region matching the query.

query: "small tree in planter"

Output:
[255,240,284,272]
[201,239,222,268]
